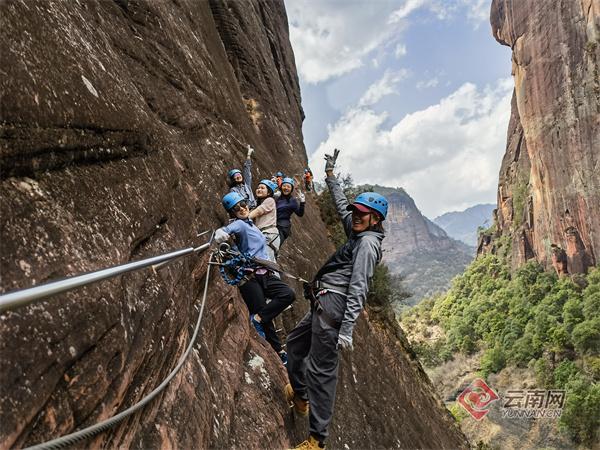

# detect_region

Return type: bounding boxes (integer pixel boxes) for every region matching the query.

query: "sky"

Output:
[284,0,513,218]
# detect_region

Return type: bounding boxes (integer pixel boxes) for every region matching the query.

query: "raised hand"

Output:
[324,148,340,172]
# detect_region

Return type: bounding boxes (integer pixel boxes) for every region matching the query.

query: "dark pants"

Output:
[277,225,291,247]
[239,273,295,353]
[286,292,343,442]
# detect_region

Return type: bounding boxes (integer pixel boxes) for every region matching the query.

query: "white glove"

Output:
[297,191,306,203]
[337,334,353,351]
[246,145,254,159]
[324,148,340,172]
[214,228,230,244]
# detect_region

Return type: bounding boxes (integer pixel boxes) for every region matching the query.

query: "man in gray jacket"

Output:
[286,149,388,450]
[227,145,257,209]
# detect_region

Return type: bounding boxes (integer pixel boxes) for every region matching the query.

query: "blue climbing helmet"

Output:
[222,192,245,211]
[228,169,242,179]
[259,179,277,195]
[281,177,295,192]
[348,192,388,220]
[275,171,284,177]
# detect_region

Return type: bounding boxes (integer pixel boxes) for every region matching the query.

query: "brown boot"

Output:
[291,436,325,449]
[284,383,309,416]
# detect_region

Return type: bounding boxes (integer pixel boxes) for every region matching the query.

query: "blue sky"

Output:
[285,0,513,218]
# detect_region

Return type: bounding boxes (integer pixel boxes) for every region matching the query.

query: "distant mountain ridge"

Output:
[364,185,475,305]
[434,204,495,246]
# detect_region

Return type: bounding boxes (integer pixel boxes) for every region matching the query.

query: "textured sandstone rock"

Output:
[0,1,467,449]
[484,0,600,274]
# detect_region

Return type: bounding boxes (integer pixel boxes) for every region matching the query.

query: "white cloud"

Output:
[394,44,408,58]
[358,69,409,106]
[416,77,439,90]
[309,78,514,217]
[418,0,489,25]
[388,0,429,22]
[461,0,490,26]
[286,0,454,84]
[286,0,490,84]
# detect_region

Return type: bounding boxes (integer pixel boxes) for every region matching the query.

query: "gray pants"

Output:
[263,230,281,262]
[286,293,344,442]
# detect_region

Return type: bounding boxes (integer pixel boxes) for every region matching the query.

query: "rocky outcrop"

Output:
[483,0,600,274]
[374,186,474,304]
[0,1,467,449]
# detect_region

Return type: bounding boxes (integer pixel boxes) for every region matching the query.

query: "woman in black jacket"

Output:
[276,177,306,246]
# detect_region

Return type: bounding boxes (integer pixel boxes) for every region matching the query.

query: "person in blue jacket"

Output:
[214,191,294,364]
[227,146,257,209]
[276,177,306,247]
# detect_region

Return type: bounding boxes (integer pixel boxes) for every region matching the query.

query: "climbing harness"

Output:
[23,253,215,450]
[212,243,255,285]
[210,243,309,286]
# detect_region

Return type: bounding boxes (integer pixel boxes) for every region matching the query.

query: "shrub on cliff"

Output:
[403,260,600,444]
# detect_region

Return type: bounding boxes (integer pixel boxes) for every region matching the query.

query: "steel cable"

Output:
[0,237,212,313]
[25,254,214,450]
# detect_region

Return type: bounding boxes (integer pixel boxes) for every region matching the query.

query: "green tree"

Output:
[571,318,600,355]
[559,376,600,445]
[481,345,506,376]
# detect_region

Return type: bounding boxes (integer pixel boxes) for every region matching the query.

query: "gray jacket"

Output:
[317,176,384,338]
[229,158,256,209]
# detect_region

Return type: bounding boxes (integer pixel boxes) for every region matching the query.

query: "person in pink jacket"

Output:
[249,179,280,262]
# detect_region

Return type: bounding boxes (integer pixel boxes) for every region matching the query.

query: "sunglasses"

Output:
[232,201,248,212]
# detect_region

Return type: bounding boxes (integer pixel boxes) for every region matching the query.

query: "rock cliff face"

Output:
[482,0,600,274]
[377,186,474,304]
[0,1,467,449]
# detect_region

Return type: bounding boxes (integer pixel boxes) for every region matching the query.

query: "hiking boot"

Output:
[290,436,325,449]
[284,383,309,416]
[250,314,266,339]
[278,350,288,366]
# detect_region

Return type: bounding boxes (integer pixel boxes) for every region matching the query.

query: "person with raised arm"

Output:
[227,146,257,209]
[285,149,388,450]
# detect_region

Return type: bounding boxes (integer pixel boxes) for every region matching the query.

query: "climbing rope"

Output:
[25,254,215,450]
[5,230,308,448]
[210,243,309,285]
[212,243,255,285]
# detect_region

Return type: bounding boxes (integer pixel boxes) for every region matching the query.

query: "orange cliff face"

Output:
[481,0,600,274]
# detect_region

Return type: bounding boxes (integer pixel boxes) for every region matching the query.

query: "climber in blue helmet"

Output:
[286,148,387,450]
[276,177,306,247]
[215,191,295,365]
[248,179,281,261]
[275,171,285,189]
[227,146,257,209]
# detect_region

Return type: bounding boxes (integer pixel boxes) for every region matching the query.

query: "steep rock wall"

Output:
[483,0,600,274]
[0,1,467,449]
[380,187,473,303]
